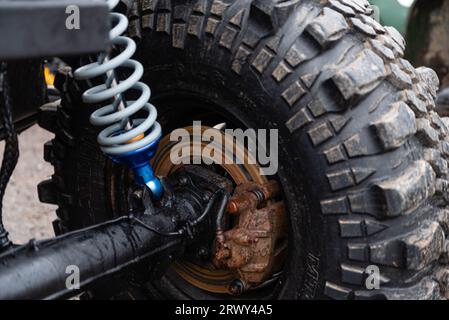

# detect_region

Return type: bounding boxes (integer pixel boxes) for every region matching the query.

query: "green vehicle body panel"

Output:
[370,0,414,35]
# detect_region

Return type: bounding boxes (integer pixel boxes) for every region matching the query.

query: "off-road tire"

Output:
[39,0,449,300]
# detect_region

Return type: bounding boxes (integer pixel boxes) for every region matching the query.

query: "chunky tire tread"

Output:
[38,0,449,299]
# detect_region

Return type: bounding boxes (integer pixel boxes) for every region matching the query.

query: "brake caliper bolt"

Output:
[227,200,238,214]
[228,279,245,296]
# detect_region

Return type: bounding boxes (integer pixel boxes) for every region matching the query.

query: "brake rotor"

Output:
[152,125,285,294]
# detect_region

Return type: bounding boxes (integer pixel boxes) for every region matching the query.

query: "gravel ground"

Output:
[2,125,56,244]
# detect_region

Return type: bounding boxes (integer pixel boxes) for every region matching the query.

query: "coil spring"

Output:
[74,0,161,156]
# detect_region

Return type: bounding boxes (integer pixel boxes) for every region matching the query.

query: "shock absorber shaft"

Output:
[101,54,132,130]
[74,0,163,199]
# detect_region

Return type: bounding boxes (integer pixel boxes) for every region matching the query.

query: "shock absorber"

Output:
[74,0,163,199]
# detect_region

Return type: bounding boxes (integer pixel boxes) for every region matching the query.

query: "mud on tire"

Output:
[38,0,449,299]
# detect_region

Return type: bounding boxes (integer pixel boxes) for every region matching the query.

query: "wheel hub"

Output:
[152,125,287,295]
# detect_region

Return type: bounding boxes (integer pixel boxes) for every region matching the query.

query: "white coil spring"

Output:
[74,0,161,156]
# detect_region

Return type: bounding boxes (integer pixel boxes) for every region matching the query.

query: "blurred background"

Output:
[2,125,56,243]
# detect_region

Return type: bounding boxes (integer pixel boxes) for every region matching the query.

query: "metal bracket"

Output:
[0,0,109,59]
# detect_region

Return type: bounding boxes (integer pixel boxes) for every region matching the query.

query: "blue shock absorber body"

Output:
[110,139,163,200]
[73,0,163,199]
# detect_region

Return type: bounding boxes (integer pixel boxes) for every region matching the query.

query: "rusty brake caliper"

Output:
[213,181,287,295]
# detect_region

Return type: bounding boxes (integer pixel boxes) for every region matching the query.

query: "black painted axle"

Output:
[0,166,231,300]
[0,214,181,300]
